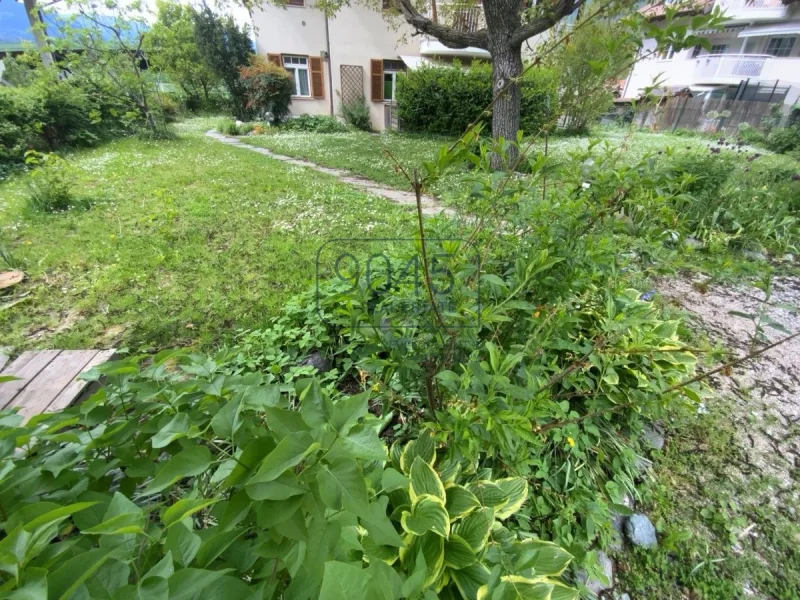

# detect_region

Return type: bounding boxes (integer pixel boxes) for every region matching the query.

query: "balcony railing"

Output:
[693,54,771,80]
[714,0,787,18]
[429,4,484,33]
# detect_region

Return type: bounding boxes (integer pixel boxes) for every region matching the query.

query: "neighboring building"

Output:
[624,0,800,106]
[248,0,489,130]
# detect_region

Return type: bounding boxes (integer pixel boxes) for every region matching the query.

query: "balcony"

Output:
[713,0,789,22]
[419,5,489,59]
[693,54,771,83]
[419,38,491,58]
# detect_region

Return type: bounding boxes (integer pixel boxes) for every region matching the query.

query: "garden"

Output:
[1,1,800,599]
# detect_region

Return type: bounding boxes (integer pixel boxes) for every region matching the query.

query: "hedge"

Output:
[395,61,558,136]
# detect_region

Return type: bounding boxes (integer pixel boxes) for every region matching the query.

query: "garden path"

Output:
[205,131,454,217]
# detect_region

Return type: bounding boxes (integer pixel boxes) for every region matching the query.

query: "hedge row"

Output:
[396,61,558,136]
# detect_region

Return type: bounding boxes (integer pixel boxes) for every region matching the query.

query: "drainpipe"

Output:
[324,14,334,116]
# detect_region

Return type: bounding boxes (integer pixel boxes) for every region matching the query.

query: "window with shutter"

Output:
[370,59,384,103]
[309,56,325,99]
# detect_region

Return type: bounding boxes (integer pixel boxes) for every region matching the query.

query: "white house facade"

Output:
[248,0,489,130]
[623,0,800,106]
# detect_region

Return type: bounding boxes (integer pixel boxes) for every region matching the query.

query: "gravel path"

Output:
[205,130,453,216]
[658,275,800,502]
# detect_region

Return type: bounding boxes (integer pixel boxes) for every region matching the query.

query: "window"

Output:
[692,44,702,58]
[283,55,310,97]
[765,37,795,57]
[287,0,304,6]
[382,60,404,101]
[710,44,728,55]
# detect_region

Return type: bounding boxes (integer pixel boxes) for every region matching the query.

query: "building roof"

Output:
[640,0,714,21]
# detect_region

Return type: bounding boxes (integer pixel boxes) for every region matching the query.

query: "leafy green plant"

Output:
[281,114,347,133]
[239,56,293,123]
[340,97,372,131]
[0,353,577,599]
[24,150,88,213]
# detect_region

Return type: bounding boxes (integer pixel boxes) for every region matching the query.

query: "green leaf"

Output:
[46,548,115,600]
[248,431,318,484]
[409,457,446,504]
[8,502,98,533]
[318,457,371,519]
[263,407,310,440]
[162,498,217,528]
[195,528,245,568]
[247,471,308,501]
[164,523,201,566]
[152,413,191,449]
[381,468,409,493]
[297,378,332,428]
[224,437,275,489]
[144,552,174,580]
[445,485,481,521]
[400,494,449,538]
[6,567,47,600]
[367,559,403,600]
[478,576,554,600]
[141,446,213,496]
[167,568,231,600]
[511,539,573,577]
[362,497,403,547]
[255,495,305,528]
[444,534,477,569]
[338,424,387,461]
[402,532,444,588]
[547,580,580,600]
[399,431,436,474]
[494,478,528,519]
[602,367,619,386]
[83,492,145,535]
[319,561,375,600]
[210,395,242,439]
[450,562,490,600]
[330,392,369,434]
[466,481,508,508]
[453,507,493,553]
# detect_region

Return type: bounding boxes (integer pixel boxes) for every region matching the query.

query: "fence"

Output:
[632,96,787,133]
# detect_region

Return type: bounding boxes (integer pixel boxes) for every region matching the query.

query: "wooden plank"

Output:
[8,351,100,419]
[48,349,117,413]
[0,350,61,409]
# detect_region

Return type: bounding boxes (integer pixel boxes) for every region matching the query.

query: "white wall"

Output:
[250,0,421,129]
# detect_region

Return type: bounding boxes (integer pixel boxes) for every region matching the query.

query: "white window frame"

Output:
[709,44,728,55]
[283,55,310,98]
[765,36,795,58]
[382,61,403,102]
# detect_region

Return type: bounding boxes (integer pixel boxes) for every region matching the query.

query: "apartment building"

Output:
[624,0,800,106]
[248,0,489,130]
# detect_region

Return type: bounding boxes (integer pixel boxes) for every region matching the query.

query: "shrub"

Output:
[396,61,558,136]
[0,355,578,599]
[216,118,240,135]
[281,114,347,133]
[238,55,293,123]
[340,97,372,131]
[765,126,800,154]
[24,151,88,213]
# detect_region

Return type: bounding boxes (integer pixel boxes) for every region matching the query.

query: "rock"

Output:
[625,514,658,548]
[609,492,635,552]
[683,236,703,249]
[742,249,767,262]
[298,351,332,373]
[613,593,631,600]
[577,551,614,597]
[781,253,795,263]
[641,424,665,451]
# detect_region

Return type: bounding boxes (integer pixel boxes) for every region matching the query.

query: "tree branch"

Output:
[394,0,489,49]
[511,0,590,47]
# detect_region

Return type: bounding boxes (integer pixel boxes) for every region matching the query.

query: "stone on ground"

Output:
[625,514,658,548]
[577,551,614,597]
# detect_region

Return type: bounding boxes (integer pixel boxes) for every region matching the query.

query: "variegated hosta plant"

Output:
[371,432,579,600]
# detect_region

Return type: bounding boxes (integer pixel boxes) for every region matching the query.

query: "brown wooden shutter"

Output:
[309,56,325,99]
[267,53,282,67]
[370,59,384,102]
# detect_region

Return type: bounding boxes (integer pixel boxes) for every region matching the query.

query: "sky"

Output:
[41,0,252,26]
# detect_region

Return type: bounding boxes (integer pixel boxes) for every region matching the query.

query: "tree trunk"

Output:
[23,0,54,68]
[482,0,524,169]
[489,42,523,168]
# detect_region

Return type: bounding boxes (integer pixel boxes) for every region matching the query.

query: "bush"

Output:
[765,126,800,154]
[238,55,293,123]
[396,61,558,136]
[340,98,372,131]
[24,151,88,213]
[281,114,347,133]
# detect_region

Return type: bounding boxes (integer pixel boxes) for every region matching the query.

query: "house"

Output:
[248,0,489,130]
[623,0,800,106]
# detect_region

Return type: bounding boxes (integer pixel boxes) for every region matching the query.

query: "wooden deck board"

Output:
[0,349,116,417]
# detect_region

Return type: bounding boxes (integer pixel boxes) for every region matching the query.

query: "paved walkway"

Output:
[205,131,452,216]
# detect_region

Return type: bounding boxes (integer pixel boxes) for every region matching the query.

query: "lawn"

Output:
[0,118,417,353]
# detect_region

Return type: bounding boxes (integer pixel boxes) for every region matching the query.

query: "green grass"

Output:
[0,118,417,353]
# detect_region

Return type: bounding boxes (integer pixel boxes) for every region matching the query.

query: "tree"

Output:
[146,0,219,109]
[393,0,591,154]
[21,0,54,67]
[193,6,254,119]
[544,18,638,133]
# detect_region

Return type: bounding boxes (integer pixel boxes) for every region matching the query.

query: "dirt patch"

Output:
[657,275,800,505]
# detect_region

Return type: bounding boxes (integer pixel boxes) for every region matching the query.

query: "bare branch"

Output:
[510,0,590,47]
[394,0,489,49]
